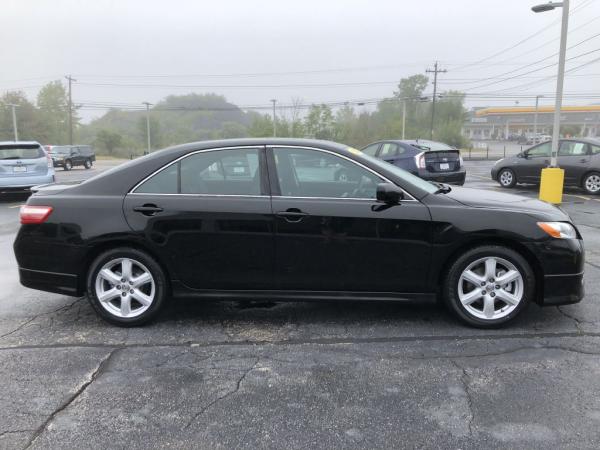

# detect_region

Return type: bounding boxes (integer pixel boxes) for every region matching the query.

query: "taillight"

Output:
[20,205,53,224]
[414,152,426,169]
[459,155,464,167]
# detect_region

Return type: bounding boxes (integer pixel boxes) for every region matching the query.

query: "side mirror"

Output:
[376,183,404,204]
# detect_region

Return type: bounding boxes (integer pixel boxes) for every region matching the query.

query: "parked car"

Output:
[14,138,584,328]
[492,138,600,194]
[46,145,95,170]
[0,141,55,194]
[342,139,466,185]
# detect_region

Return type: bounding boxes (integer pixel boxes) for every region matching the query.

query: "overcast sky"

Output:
[2,0,600,122]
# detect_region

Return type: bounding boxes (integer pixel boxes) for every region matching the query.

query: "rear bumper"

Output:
[19,267,81,297]
[0,174,55,192]
[542,272,585,306]
[416,168,466,185]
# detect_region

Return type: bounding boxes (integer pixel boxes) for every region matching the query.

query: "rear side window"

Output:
[0,145,44,160]
[592,144,600,155]
[380,143,399,157]
[361,143,380,157]
[134,148,262,195]
[559,141,588,156]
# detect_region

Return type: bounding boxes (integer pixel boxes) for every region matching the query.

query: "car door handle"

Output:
[580,159,588,163]
[276,209,308,223]
[133,204,163,216]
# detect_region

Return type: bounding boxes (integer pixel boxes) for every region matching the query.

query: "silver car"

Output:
[0,141,55,194]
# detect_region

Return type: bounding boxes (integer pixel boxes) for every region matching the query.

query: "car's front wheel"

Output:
[443,245,534,328]
[497,168,516,188]
[86,248,167,326]
[84,158,92,169]
[64,159,72,171]
[582,172,600,195]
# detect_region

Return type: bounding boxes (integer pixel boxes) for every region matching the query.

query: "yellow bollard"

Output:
[539,167,564,204]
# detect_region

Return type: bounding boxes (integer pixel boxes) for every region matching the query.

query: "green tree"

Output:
[0,91,43,141]
[36,80,75,144]
[138,115,162,149]
[305,104,334,139]
[247,113,273,137]
[95,129,123,155]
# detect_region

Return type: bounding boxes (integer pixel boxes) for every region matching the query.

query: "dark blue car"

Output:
[336,139,466,185]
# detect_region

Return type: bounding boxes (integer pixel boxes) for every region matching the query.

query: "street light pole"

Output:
[270,99,277,137]
[533,95,544,138]
[402,99,406,140]
[142,102,152,154]
[532,0,569,204]
[7,103,19,141]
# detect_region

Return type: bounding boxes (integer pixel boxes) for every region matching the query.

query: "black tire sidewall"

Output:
[84,159,92,169]
[86,248,167,326]
[64,160,72,171]
[498,168,516,188]
[443,245,534,328]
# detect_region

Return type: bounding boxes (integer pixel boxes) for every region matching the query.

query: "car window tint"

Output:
[0,145,44,160]
[180,148,261,195]
[361,143,380,157]
[135,163,178,194]
[379,143,398,157]
[527,142,551,157]
[273,147,383,199]
[559,141,588,156]
[591,144,600,155]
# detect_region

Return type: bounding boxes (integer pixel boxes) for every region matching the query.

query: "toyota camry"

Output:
[14,138,584,328]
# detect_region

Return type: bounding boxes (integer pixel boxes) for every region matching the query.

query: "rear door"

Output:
[123,146,274,290]
[378,142,400,163]
[558,141,591,184]
[0,144,48,180]
[268,145,432,293]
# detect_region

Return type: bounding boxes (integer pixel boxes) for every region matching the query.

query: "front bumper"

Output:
[543,272,585,305]
[416,168,466,185]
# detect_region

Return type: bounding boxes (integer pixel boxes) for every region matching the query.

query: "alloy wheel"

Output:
[585,174,600,193]
[457,256,524,320]
[94,257,155,318]
[499,170,513,187]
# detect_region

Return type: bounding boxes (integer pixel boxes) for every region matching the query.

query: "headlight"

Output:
[537,222,577,239]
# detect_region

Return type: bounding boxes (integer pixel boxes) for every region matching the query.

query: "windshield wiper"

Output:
[432,182,452,194]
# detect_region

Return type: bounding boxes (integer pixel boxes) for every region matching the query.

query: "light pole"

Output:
[270,99,277,137]
[142,102,152,154]
[532,0,569,204]
[533,95,544,138]
[7,103,19,141]
[402,99,406,140]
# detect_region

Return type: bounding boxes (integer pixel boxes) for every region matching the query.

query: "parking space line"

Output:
[8,204,24,209]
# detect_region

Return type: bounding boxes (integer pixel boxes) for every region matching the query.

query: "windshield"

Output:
[357,152,438,194]
[0,145,44,160]
[51,146,71,154]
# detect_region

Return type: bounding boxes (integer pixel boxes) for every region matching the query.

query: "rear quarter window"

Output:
[0,145,44,160]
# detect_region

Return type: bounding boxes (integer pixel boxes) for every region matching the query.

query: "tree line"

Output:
[1,75,469,156]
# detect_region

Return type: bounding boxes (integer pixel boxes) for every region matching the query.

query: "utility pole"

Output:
[270,99,277,137]
[142,102,152,154]
[533,95,544,138]
[65,75,76,145]
[426,62,447,140]
[7,103,19,141]
[402,99,406,140]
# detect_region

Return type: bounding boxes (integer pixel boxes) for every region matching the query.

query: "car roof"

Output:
[561,137,600,145]
[0,141,41,146]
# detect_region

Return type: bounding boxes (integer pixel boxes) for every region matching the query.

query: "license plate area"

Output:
[13,166,27,173]
[439,163,450,170]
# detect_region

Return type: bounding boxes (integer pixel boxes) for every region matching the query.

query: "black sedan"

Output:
[356,139,466,185]
[14,138,584,328]
[492,138,600,194]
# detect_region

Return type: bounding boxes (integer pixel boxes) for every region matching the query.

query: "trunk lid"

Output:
[423,150,461,173]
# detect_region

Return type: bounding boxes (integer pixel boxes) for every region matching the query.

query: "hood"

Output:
[443,186,570,221]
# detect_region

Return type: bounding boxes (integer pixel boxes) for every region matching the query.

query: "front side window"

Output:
[591,144,600,155]
[135,148,262,195]
[527,142,551,157]
[273,147,383,199]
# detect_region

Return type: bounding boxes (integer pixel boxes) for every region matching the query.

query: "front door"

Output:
[123,146,274,290]
[268,146,432,293]
[516,142,551,182]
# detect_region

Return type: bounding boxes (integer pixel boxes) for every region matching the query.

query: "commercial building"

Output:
[463,105,600,140]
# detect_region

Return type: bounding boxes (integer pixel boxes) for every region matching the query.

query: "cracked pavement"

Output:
[1,160,600,449]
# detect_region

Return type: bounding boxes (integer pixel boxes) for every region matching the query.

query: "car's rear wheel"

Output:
[84,159,92,169]
[498,168,516,188]
[64,159,72,171]
[443,245,534,327]
[582,172,600,195]
[86,248,167,326]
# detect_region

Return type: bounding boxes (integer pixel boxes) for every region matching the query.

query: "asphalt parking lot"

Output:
[2,160,600,449]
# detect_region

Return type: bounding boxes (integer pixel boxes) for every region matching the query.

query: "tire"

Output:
[64,159,72,171]
[86,247,168,326]
[84,159,92,169]
[443,245,534,328]
[497,168,516,188]
[582,172,600,195]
